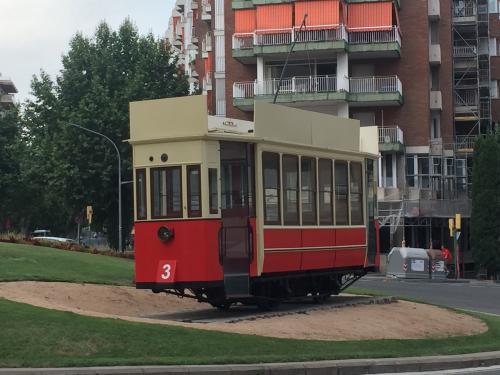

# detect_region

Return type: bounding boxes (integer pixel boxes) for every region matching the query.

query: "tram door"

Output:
[219,141,255,298]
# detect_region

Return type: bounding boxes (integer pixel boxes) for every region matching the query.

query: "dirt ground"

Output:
[0,281,487,341]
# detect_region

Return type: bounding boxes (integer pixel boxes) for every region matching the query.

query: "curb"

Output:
[2,351,500,375]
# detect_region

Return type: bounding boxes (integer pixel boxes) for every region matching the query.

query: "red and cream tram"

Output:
[129,96,379,308]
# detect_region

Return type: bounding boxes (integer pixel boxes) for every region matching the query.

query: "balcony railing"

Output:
[455,90,478,106]
[233,75,337,99]
[455,135,477,150]
[349,76,402,94]
[348,26,401,45]
[453,3,476,18]
[378,126,404,144]
[453,45,476,57]
[233,25,346,50]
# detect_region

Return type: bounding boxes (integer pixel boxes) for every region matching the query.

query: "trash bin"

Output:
[427,249,448,280]
[386,247,430,279]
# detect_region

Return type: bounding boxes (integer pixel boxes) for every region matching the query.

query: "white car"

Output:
[32,236,77,244]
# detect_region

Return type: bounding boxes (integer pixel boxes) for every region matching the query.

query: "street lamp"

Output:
[68,123,123,252]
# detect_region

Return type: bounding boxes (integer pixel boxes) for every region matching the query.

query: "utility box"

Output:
[386,247,430,279]
[427,249,448,280]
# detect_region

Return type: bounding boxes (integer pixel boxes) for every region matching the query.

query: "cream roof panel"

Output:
[359,126,379,156]
[129,95,207,141]
[254,102,360,153]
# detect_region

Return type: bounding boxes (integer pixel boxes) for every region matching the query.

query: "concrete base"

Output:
[2,351,500,375]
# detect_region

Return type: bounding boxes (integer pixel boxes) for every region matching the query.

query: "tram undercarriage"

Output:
[150,268,368,310]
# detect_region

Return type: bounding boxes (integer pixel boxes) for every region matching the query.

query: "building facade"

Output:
[0,74,17,110]
[166,0,500,274]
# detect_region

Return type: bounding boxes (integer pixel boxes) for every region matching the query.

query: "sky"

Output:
[1,0,175,103]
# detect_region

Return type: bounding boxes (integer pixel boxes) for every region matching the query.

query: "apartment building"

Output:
[0,74,17,110]
[166,0,500,273]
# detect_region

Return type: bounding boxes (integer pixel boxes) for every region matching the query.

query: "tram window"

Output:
[335,161,349,225]
[318,159,333,225]
[187,165,202,217]
[135,169,147,220]
[209,168,218,214]
[282,155,299,225]
[262,152,281,225]
[301,157,317,225]
[350,162,364,225]
[151,166,182,219]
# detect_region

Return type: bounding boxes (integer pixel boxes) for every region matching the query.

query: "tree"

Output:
[471,133,500,279]
[0,107,22,230]
[21,19,189,248]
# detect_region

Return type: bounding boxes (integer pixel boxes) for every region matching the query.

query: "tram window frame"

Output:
[301,156,317,226]
[208,168,218,214]
[350,162,364,225]
[335,160,349,225]
[135,168,147,220]
[262,152,281,225]
[282,154,299,225]
[318,159,333,226]
[150,166,183,219]
[187,165,202,218]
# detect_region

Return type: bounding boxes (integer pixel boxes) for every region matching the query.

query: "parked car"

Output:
[32,236,77,244]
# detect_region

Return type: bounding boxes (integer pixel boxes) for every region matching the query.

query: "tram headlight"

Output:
[158,226,174,243]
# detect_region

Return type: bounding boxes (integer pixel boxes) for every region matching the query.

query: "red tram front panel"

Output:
[135,218,259,286]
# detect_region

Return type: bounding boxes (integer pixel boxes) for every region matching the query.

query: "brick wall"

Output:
[224,1,256,121]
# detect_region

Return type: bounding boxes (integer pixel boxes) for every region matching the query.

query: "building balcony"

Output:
[454,90,478,113]
[233,75,403,110]
[429,44,441,65]
[453,45,477,58]
[201,0,211,22]
[348,76,403,107]
[347,27,401,58]
[455,135,477,153]
[233,75,344,111]
[232,26,347,63]
[453,3,476,23]
[428,0,440,20]
[430,90,442,111]
[175,0,185,12]
[233,26,402,62]
[378,126,404,153]
[0,94,15,109]
[203,72,213,92]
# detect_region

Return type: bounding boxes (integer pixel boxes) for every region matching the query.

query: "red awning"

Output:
[347,2,393,31]
[295,0,340,29]
[235,9,256,33]
[256,4,293,31]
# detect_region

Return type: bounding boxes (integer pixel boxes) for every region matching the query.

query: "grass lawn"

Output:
[1,242,499,367]
[1,297,500,368]
[0,242,133,286]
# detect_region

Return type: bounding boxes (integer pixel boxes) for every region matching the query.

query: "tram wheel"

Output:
[313,293,331,304]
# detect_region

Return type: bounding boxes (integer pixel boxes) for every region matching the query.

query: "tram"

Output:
[129,95,380,308]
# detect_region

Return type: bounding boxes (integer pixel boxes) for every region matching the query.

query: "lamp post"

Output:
[68,123,123,252]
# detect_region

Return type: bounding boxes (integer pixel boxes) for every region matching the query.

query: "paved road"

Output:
[357,276,500,315]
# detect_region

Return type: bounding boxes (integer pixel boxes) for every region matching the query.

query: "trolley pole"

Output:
[273,14,308,104]
[68,123,123,252]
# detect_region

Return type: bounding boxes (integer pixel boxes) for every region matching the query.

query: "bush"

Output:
[0,232,134,259]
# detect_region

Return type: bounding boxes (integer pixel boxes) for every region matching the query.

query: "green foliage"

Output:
[471,133,500,278]
[0,107,21,228]
[17,19,189,247]
[0,242,133,285]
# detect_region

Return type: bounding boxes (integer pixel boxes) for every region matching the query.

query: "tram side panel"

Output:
[262,227,367,274]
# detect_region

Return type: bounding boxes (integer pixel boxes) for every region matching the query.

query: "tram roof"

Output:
[129,95,378,157]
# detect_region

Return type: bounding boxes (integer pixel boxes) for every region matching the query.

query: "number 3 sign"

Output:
[156,260,176,283]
